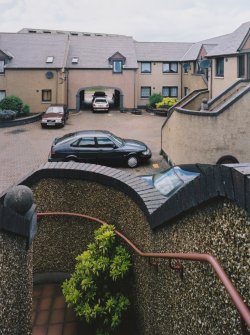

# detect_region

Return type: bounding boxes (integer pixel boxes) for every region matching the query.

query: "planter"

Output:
[145,106,169,116]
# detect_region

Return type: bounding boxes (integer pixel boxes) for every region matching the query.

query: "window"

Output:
[42,89,52,102]
[76,137,96,147]
[96,137,115,147]
[0,60,4,73]
[46,56,54,63]
[238,54,245,78]
[0,90,6,101]
[162,86,178,97]
[163,62,178,73]
[141,62,151,73]
[113,60,122,73]
[216,57,224,77]
[184,87,189,96]
[141,86,151,98]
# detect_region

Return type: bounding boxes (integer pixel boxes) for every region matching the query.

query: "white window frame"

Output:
[0,90,6,101]
[141,86,151,98]
[113,60,122,73]
[46,56,54,63]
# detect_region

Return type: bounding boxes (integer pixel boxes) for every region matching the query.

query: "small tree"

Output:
[0,96,23,114]
[149,93,163,108]
[62,224,132,335]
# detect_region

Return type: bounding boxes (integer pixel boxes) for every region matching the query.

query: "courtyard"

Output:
[0,109,168,195]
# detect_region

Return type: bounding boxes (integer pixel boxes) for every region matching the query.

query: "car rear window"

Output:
[94,98,107,103]
[46,106,64,114]
[55,132,76,144]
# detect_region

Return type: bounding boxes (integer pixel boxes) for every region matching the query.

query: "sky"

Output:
[0,0,250,42]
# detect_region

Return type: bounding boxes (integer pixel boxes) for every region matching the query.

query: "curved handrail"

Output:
[37,211,250,331]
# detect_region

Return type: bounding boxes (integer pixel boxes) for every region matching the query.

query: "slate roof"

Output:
[134,41,193,61]
[206,21,250,57]
[0,33,68,68]
[66,35,138,69]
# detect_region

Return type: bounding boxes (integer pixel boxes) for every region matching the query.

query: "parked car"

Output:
[48,130,152,167]
[41,105,68,128]
[92,97,109,112]
[92,91,106,102]
[140,164,204,197]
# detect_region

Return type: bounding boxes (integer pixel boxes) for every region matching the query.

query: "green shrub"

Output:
[149,93,163,108]
[0,96,23,114]
[156,97,178,109]
[21,104,30,115]
[62,224,132,335]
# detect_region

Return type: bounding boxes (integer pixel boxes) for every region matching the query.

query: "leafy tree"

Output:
[62,224,132,335]
[0,96,23,113]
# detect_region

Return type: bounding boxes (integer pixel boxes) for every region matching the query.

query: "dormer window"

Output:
[72,57,79,64]
[46,56,54,63]
[108,51,126,74]
[113,60,122,73]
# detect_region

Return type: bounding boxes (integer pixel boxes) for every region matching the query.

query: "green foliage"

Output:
[156,97,178,109]
[62,224,132,335]
[0,96,30,116]
[21,104,30,115]
[148,93,163,108]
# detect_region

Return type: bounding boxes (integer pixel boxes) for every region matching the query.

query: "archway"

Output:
[76,86,123,112]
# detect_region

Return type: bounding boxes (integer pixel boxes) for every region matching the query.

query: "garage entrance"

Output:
[76,86,123,111]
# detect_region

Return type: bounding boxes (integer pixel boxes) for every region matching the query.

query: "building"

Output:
[1,22,249,113]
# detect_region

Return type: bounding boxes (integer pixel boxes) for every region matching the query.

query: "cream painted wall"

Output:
[182,62,207,96]
[210,57,238,98]
[0,69,67,113]
[136,62,181,106]
[68,69,137,109]
[162,91,250,164]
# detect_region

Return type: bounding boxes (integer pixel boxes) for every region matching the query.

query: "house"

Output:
[161,22,250,164]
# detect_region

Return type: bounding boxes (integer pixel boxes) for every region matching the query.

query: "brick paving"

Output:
[32,283,80,335]
[0,109,168,195]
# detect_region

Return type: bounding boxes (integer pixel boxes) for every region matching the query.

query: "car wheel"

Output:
[61,120,65,127]
[127,155,139,168]
[65,157,77,162]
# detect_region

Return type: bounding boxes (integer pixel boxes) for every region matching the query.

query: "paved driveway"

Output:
[0,109,168,195]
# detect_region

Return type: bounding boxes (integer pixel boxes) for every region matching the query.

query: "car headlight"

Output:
[142,149,151,155]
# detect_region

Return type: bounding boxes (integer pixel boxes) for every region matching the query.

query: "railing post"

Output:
[0,185,37,335]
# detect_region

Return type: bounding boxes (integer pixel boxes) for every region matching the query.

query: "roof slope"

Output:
[66,35,138,69]
[206,21,250,57]
[0,33,68,68]
[135,41,193,61]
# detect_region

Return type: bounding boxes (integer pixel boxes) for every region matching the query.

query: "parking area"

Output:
[0,109,168,195]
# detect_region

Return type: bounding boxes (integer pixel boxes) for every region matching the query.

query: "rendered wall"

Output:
[136,62,181,106]
[30,178,249,335]
[68,69,137,110]
[182,63,207,96]
[162,91,250,164]
[0,69,67,113]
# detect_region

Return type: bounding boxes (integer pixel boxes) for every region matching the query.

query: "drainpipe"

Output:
[210,59,213,99]
[180,62,183,99]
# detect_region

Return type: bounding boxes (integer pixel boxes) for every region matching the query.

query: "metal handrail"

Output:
[37,211,250,332]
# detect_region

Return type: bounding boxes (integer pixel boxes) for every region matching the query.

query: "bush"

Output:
[156,97,178,109]
[148,93,163,108]
[21,104,30,116]
[0,96,30,117]
[0,109,17,121]
[62,224,132,335]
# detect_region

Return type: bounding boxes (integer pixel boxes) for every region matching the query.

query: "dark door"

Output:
[71,137,98,163]
[96,137,123,165]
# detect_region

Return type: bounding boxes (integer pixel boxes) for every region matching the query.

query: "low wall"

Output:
[31,178,249,335]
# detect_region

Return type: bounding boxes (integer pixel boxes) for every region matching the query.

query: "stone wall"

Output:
[31,178,250,335]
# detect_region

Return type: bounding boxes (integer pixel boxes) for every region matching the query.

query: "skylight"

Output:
[72,57,79,64]
[46,56,54,63]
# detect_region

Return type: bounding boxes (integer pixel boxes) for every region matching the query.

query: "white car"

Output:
[92,97,109,112]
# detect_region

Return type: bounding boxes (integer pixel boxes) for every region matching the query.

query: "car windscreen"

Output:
[46,107,64,114]
[110,134,123,146]
[54,132,76,144]
[153,166,200,197]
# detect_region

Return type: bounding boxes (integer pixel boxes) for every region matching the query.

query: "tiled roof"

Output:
[0,33,68,68]
[206,21,250,57]
[66,35,138,69]
[135,41,193,61]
